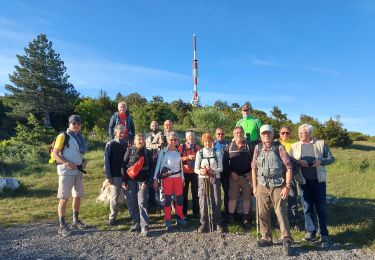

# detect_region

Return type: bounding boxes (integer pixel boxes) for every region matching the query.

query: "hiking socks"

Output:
[73,211,79,223]
[59,216,66,227]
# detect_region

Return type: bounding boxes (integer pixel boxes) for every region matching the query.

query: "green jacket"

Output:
[236,115,262,142]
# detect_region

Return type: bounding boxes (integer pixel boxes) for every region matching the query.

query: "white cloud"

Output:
[251,58,285,67]
[304,66,339,76]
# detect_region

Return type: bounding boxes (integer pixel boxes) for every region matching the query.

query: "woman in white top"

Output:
[153,131,186,231]
[194,133,223,233]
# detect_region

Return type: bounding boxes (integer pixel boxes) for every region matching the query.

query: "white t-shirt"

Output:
[165,150,181,174]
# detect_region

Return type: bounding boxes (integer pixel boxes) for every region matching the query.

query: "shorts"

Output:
[57,174,84,199]
[229,175,251,201]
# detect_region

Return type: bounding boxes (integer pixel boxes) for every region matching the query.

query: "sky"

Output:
[1,0,375,135]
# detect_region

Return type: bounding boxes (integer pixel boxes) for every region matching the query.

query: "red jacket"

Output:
[178,143,200,174]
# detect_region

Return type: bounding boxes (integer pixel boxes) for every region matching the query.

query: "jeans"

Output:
[125,180,149,228]
[299,180,328,236]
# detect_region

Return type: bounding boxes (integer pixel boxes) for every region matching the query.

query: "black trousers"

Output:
[183,173,199,215]
[220,172,229,215]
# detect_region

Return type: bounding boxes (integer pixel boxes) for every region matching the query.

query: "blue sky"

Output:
[1,0,375,135]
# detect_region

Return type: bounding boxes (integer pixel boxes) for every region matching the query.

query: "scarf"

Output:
[67,129,88,154]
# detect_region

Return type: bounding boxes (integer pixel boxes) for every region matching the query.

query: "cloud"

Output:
[251,58,285,67]
[304,66,340,76]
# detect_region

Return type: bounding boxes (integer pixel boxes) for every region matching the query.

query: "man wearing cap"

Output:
[251,124,293,256]
[52,115,88,236]
[108,101,135,145]
[236,104,262,146]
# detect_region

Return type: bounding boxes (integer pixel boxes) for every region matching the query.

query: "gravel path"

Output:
[0,223,373,260]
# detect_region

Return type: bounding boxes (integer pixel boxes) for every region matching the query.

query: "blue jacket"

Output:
[108,110,135,140]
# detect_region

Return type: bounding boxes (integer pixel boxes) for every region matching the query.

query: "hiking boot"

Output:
[176,218,188,226]
[71,219,86,230]
[242,217,251,228]
[282,239,292,256]
[108,219,116,226]
[304,232,316,242]
[165,220,173,232]
[320,236,330,247]
[129,223,141,232]
[141,226,149,237]
[215,224,224,233]
[58,224,72,237]
[198,224,208,233]
[257,239,272,247]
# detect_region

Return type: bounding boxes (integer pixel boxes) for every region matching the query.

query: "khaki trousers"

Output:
[256,183,292,241]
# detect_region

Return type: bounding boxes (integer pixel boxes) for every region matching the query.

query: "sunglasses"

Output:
[280,132,290,135]
[242,109,249,112]
[216,133,224,136]
[169,139,177,141]
[71,122,81,126]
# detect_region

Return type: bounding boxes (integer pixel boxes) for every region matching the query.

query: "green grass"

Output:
[1,141,375,251]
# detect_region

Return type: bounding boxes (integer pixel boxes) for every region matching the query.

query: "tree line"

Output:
[1,34,373,151]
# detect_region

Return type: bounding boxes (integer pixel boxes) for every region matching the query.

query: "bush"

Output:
[0,139,47,164]
[317,118,352,147]
[191,107,234,134]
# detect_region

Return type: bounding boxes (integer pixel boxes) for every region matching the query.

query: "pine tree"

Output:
[4,34,79,126]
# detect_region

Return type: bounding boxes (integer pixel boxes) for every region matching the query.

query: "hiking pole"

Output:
[256,194,260,240]
[206,177,214,233]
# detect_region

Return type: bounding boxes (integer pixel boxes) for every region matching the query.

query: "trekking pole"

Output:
[206,177,214,233]
[256,194,260,240]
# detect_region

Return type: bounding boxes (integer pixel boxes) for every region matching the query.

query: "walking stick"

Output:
[256,193,260,240]
[205,177,214,233]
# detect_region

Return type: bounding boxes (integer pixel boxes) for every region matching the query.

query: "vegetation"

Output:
[4,34,78,127]
[1,33,375,252]
[1,140,374,251]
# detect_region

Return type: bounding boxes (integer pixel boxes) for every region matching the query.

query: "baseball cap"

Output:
[260,124,274,134]
[68,115,82,124]
[241,104,250,111]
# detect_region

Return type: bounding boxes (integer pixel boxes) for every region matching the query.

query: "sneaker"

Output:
[257,239,273,247]
[292,224,301,232]
[304,232,316,242]
[71,219,86,230]
[108,219,116,226]
[198,224,208,233]
[320,236,330,247]
[282,239,292,256]
[58,224,72,237]
[165,221,173,232]
[176,218,188,226]
[216,224,223,233]
[141,226,149,237]
[129,223,141,232]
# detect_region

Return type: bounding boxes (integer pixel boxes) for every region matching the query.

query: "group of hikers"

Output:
[51,101,334,256]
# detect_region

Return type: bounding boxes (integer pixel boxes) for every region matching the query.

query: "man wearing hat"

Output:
[251,124,293,256]
[236,104,263,146]
[52,115,88,236]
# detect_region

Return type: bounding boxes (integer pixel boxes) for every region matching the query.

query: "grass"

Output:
[1,141,375,251]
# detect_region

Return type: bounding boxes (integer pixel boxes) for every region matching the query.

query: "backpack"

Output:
[199,148,218,169]
[48,132,70,164]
